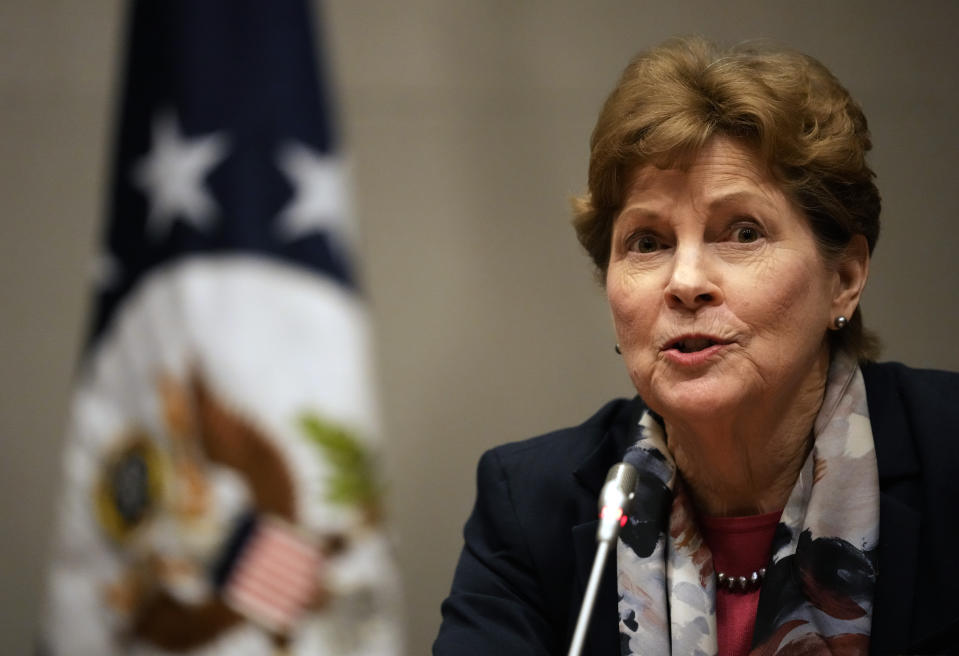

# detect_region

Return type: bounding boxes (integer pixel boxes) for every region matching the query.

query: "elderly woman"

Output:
[433,37,959,655]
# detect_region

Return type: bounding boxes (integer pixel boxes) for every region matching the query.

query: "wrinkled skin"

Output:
[606,137,868,516]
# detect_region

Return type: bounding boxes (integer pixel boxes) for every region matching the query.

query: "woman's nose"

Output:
[663,246,723,311]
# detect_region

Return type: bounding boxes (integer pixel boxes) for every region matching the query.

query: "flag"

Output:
[40,1,402,653]
[220,517,324,634]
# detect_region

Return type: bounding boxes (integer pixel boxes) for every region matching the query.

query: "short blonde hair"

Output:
[573,36,881,359]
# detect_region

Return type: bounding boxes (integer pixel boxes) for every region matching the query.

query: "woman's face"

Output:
[607,137,843,424]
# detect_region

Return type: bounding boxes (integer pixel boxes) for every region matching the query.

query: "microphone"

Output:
[596,462,638,543]
[567,463,638,656]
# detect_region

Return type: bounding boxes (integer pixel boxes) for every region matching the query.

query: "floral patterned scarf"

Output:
[617,353,880,654]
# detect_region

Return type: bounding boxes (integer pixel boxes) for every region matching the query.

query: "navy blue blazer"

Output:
[434,362,959,654]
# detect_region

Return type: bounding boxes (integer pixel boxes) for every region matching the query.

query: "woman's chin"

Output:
[641,375,753,425]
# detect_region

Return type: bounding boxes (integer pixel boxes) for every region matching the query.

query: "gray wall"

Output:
[3,1,957,654]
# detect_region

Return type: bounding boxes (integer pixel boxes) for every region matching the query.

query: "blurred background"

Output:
[2,1,958,653]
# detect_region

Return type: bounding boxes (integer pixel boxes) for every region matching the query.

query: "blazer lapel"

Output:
[871,487,920,651]
[570,519,620,655]
[570,436,619,656]
[863,362,924,652]
[571,396,641,592]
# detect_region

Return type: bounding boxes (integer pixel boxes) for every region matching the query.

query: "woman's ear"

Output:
[832,234,870,319]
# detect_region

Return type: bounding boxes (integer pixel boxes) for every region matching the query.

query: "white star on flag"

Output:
[132,111,229,238]
[275,141,354,249]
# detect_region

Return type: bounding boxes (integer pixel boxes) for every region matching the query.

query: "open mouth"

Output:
[665,336,726,353]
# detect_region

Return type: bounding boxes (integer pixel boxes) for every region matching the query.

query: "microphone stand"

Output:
[567,463,636,656]
[567,539,612,656]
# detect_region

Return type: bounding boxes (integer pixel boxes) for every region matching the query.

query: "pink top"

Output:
[698,509,782,656]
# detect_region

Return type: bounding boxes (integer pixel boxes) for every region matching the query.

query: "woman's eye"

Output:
[732,225,761,243]
[631,234,660,253]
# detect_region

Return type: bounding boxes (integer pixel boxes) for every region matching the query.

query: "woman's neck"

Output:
[663,358,828,517]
